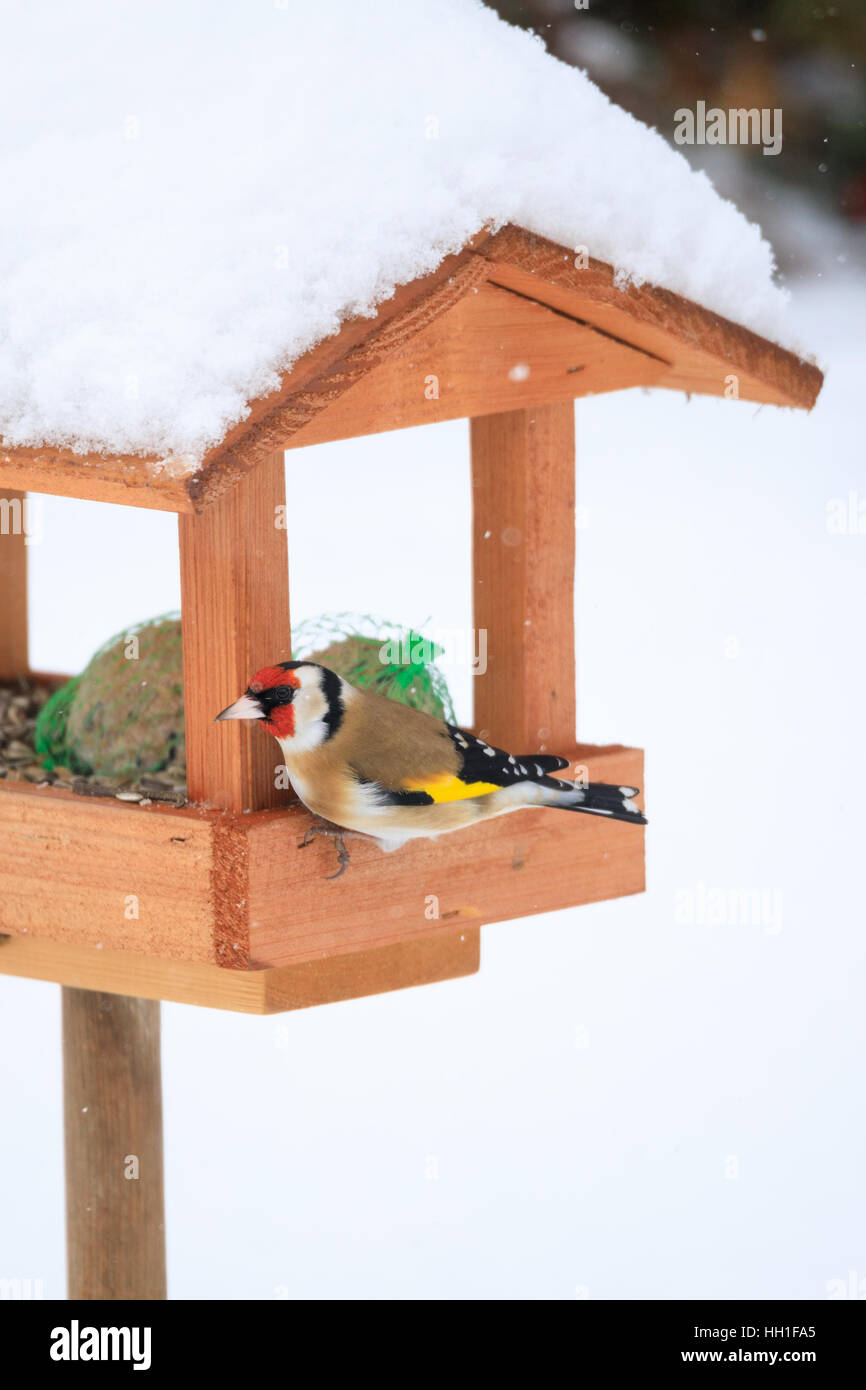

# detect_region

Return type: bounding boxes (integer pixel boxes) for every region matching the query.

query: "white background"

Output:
[1,274,864,1299]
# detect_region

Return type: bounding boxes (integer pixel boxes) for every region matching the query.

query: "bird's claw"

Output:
[325,835,351,880]
[298,822,352,879]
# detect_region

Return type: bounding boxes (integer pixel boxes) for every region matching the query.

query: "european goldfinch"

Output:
[216,661,646,873]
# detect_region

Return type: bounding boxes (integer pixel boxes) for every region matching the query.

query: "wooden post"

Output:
[179,451,291,811]
[0,488,28,679]
[63,989,166,1300]
[470,404,576,752]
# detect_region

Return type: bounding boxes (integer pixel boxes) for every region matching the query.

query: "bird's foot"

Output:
[299,821,366,879]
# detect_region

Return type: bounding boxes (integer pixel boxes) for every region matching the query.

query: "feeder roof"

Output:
[0,0,822,512]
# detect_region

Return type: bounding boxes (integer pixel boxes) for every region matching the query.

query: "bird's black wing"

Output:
[445,725,575,792]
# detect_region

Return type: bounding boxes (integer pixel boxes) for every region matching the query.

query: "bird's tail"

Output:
[541,779,647,826]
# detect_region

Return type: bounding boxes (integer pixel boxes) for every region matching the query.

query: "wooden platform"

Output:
[0,742,643,971]
[0,928,481,1015]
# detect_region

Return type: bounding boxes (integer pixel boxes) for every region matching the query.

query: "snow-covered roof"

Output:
[0,0,804,466]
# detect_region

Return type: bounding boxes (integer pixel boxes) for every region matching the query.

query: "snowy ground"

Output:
[2,273,864,1299]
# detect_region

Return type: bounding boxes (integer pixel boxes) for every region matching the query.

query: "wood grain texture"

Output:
[0,224,821,512]
[471,405,576,751]
[0,742,643,969]
[63,988,166,1299]
[0,448,193,511]
[179,449,291,811]
[0,488,28,679]
[0,930,480,1014]
[282,281,666,450]
[245,743,644,968]
[478,227,824,409]
[0,783,219,963]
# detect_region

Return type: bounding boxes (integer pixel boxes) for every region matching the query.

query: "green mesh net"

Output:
[294,613,456,723]
[35,611,455,776]
[34,676,82,769]
[47,614,185,778]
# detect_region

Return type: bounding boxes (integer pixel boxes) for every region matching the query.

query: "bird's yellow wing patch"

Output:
[402,773,500,803]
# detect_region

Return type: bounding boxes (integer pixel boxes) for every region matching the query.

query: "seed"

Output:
[4,739,33,759]
[73,777,112,797]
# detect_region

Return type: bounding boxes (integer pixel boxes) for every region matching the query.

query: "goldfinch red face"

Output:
[214,661,344,751]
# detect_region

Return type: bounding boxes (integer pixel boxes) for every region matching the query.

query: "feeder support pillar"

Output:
[0,487,28,680]
[63,988,166,1300]
[471,404,576,751]
[179,451,292,812]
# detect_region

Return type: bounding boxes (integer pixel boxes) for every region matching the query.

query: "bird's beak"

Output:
[214,693,262,722]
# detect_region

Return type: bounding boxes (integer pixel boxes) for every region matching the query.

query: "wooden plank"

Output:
[282,281,666,451]
[63,988,166,1300]
[0,741,643,968]
[478,227,823,409]
[0,449,195,512]
[471,404,576,751]
[0,488,28,679]
[178,450,292,811]
[0,783,219,963]
[245,744,644,968]
[0,929,481,1014]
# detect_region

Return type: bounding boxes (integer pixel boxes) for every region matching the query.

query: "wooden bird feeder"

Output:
[0,225,822,1297]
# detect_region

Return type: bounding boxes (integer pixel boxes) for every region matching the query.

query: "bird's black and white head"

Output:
[214,661,346,752]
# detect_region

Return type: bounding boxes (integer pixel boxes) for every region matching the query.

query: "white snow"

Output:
[0,0,796,465]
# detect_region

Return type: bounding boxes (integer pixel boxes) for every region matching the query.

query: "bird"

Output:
[216,661,646,877]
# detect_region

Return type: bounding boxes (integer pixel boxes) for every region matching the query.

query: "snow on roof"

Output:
[0,0,794,464]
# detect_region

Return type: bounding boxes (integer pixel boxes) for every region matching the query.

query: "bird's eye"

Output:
[270,685,295,703]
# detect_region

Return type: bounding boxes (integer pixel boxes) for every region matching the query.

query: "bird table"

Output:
[0,227,822,1298]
